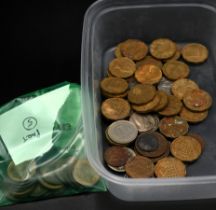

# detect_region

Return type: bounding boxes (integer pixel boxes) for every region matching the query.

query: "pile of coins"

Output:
[101,38,212,178]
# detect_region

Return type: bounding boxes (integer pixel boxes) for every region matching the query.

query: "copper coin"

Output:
[162,60,190,81]
[135,64,162,85]
[182,43,208,63]
[164,49,181,62]
[109,57,136,78]
[170,136,202,162]
[159,95,183,116]
[150,143,170,163]
[183,89,212,112]
[155,157,186,178]
[125,156,154,178]
[102,90,128,98]
[153,90,169,111]
[150,38,176,59]
[101,98,131,120]
[128,84,156,105]
[171,79,199,100]
[114,43,123,58]
[120,39,148,61]
[159,116,189,138]
[136,55,163,69]
[157,77,173,95]
[187,133,205,152]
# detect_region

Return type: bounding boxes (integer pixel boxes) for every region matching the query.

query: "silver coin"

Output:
[157,77,173,95]
[129,113,159,133]
[107,120,138,145]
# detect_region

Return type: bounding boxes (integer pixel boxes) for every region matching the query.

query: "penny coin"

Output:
[162,60,190,81]
[155,157,186,178]
[102,90,128,98]
[159,116,189,138]
[114,43,123,58]
[153,90,168,111]
[182,43,208,63]
[125,156,154,178]
[159,95,183,116]
[101,98,131,120]
[170,136,202,162]
[164,49,181,62]
[120,39,148,61]
[150,38,176,59]
[128,84,156,105]
[135,64,162,85]
[136,55,163,69]
[171,79,199,100]
[109,57,136,78]
[157,77,173,95]
[187,133,205,152]
[150,143,170,163]
[183,89,212,112]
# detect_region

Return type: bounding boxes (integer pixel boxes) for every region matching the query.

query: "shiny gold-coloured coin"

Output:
[155,157,186,178]
[162,60,190,81]
[170,136,202,162]
[120,39,148,61]
[171,79,199,100]
[114,43,123,58]
[101,98,131,120]
[135,64,162,85]
[182,43,208,63]
[128,84,156,105]
[153,90,168,111]
[136,55,163,69]
[150,38,176,59]
[109,57,136,78]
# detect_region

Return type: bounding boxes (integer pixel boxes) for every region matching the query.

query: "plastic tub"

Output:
[81,0,216,201]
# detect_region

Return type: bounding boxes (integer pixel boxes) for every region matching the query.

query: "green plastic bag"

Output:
[0,82,106,206]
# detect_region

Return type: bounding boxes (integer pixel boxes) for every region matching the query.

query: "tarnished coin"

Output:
[155,157,186,178]
[180,106,208,123]
[159,116,189,138]
[170,136,202,162]
[125,156,154,178]
[150,38,176,59]
[128,84,156,105]
[162,60,190,81]
[135,64,162,85]
[102,90,128,98]
[109,57,136,78]
[101,98,131,120]
[182,43,208,63]
[114,43,123,58]
[120,39,148,61]
[129,113,159,133]
[159,95,183,116]
[164,48,181,62]
[150,143,170,163]
[153,90,169,111]
[157,77,173,95]
[183,89,212,112]
[188,133,205,152]
[107,120,138,145]
[136,55,163,69]
[171,78,199,100]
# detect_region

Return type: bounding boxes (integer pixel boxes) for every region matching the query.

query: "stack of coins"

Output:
[101,38,212,178]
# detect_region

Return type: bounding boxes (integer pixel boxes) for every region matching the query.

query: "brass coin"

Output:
[114,43,123,58]
[150,38,176,59]
[162,60,190,81]
[120,39,148,61]
[109,57,136,78]
[183,89,212,112]
[135,64,162,85]
[182,43,208,63]
[102,90,128,98]
[170,136,202,162]
[159,116,189,138]
[101,98,131,120]
[180,106,208,123]
[155,157,186,178]
[125,156,154,178]
[159,95,183,116]
[187,133,205,152]
[150,143,170,163]
[171,79,199,100]
[164,49,181,62]
[136,55,163,69]
[153,90,169,111]
[128,84,156,105]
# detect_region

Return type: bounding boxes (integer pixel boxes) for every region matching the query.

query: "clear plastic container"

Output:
[81,0,216,201]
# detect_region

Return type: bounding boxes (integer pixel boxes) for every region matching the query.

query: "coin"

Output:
[114,43,123,58]
[109,57,136,78]
[135,64,162,85]
[170,136,202,162]
[155,157,186,178]
[101,98,131,120]
[180,106,208,123]
[107,120,138,145]
[171,78,199,100]
[182,43,208,63]
[128,84,156,105]
[187,133,205,152]
[30,184,48,197]
[125,156,154,178]
[136,55,163,69]
[127,76,138,89]
[153,90,168,111]
[120,39,148,61]
[129,113,159,133]
[157,77,173,95]
[159,95,183,116]
[150,38,176,59]
[162,60,190,81]
[164,49,181,62]
[183,89,212,112]
[159,116,189,138]
[150,143,170,163]
[102,90,128,98]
